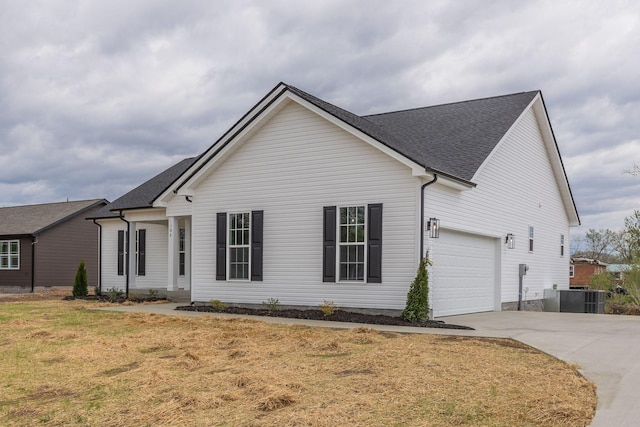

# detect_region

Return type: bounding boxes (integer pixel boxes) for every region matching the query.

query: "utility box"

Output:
[543,289,560,312]
[559,290,605,314]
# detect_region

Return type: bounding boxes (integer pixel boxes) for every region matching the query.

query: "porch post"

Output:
[184,217,192,290]
[167,216,179,291]
[128,221,137,289]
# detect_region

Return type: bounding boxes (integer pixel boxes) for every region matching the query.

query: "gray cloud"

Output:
[0,0,639,237]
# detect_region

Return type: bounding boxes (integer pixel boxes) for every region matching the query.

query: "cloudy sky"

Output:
[1,0,639,243]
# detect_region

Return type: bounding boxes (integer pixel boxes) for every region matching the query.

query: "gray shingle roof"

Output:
[286,83,539,181]
[0,199,107,236]
[89,157,197,218]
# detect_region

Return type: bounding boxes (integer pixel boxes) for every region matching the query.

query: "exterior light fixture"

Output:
[506,233,515,249]
[428,218,440,238]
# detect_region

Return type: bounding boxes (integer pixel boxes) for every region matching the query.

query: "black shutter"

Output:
[216,213,227,280]
[251,210,264,281]
[117,230,124,276]
[137,229,146,276]
[323,206,336,282]
[367,203,383,283]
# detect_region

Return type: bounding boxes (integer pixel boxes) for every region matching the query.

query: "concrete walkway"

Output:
[99,304,640,426]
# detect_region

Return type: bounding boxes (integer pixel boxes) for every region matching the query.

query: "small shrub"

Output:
[94,285,102,297]
[319,300,337,316]
[72,260,89,297]
[147,288,159,298]
[210,299,228,312]
[402,256,431,322]
[106,287,125,303]
[263,298,280,312]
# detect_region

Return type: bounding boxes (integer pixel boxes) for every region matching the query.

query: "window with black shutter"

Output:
[137,229,146,276]
[217,211,264,281]
[323,204,382,283]
[117,230,125,276]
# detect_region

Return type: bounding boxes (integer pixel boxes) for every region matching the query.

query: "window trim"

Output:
[136,229,146,276]
[228,212,251,281]
[337,205,367,283]
[0,240,20,270]
[179,228,185,276]
[528,226,534,253]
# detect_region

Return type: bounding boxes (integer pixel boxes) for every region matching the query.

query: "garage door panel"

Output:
[432,230,497,317]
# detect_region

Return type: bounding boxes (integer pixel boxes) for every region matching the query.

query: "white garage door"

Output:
[431,230,497,317]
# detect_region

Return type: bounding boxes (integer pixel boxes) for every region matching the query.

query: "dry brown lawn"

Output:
[0,292,596,426]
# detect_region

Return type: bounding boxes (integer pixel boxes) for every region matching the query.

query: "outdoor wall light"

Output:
[506,233,515,249]
[428,218,440,238]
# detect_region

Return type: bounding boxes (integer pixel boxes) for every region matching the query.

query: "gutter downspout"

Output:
[31,236,37,293]
[419,174,438,262]
[92,219,102,295]
[118,211,130,299]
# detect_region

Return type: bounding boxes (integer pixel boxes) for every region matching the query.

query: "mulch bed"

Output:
[175,305,473,330]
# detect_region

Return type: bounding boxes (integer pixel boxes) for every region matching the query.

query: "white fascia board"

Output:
[176,88,429,195]
[471,94,579,227]
[117,208,167,222]
[531,97,581,227]
[287,92,427,177]
[155,83,291,203]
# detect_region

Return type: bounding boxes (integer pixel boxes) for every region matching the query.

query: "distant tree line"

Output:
[571,210,640,264]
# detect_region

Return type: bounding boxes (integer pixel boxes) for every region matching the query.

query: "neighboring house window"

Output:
[569,265,574,278]
[136,229,146,276]
[323,204,382,283]
[216,211,263,281]
[560,234,565,257]
[0,240,19,270]
[529,226,534,252]
[117,231,126,276]
[179,228,185,276]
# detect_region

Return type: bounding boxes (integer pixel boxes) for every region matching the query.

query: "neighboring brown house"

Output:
[570,257,608,288]
[0,199,107,293]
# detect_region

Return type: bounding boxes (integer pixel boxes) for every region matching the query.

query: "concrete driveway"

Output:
[100,304,638,426]
[437,311,640,427]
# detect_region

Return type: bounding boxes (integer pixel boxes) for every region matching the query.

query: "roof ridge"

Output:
[364,90,541,118]
[0,199,105,210]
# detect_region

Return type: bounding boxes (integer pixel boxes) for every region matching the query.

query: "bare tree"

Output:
[570,235,583,257]
[584,228,616,261]
[624,162,640,176]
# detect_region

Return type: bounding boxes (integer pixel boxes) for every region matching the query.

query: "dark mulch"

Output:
[64,295,168,304]
[175,305,473,330]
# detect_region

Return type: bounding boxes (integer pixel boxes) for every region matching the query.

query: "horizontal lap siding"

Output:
[100,220,126,292]
[133,223,167,289]
[427,108,570,304]
[191,101,417,309]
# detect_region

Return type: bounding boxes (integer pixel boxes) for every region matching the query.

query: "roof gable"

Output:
[90,157,197,218]
[0,199,107,236]
[364,91,539,181]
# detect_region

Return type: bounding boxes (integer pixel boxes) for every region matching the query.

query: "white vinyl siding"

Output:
[426,107,571,307]
[190,101,418,309]
[100,220,127,291]
[131,223,167,289]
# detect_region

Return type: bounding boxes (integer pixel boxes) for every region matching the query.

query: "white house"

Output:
[89,82,580,317]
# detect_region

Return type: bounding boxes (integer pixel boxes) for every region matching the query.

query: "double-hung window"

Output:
[323,204,382,284]
[179,228,185,276]
[560,234,565,257]
[339,206,366,281]
[529,226,534,252]
[216,211,263,282]
[229,213,250,280]
[0,240,19,270]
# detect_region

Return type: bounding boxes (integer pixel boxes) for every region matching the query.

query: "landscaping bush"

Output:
[72,260,89,297]
[402,257,430,322]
